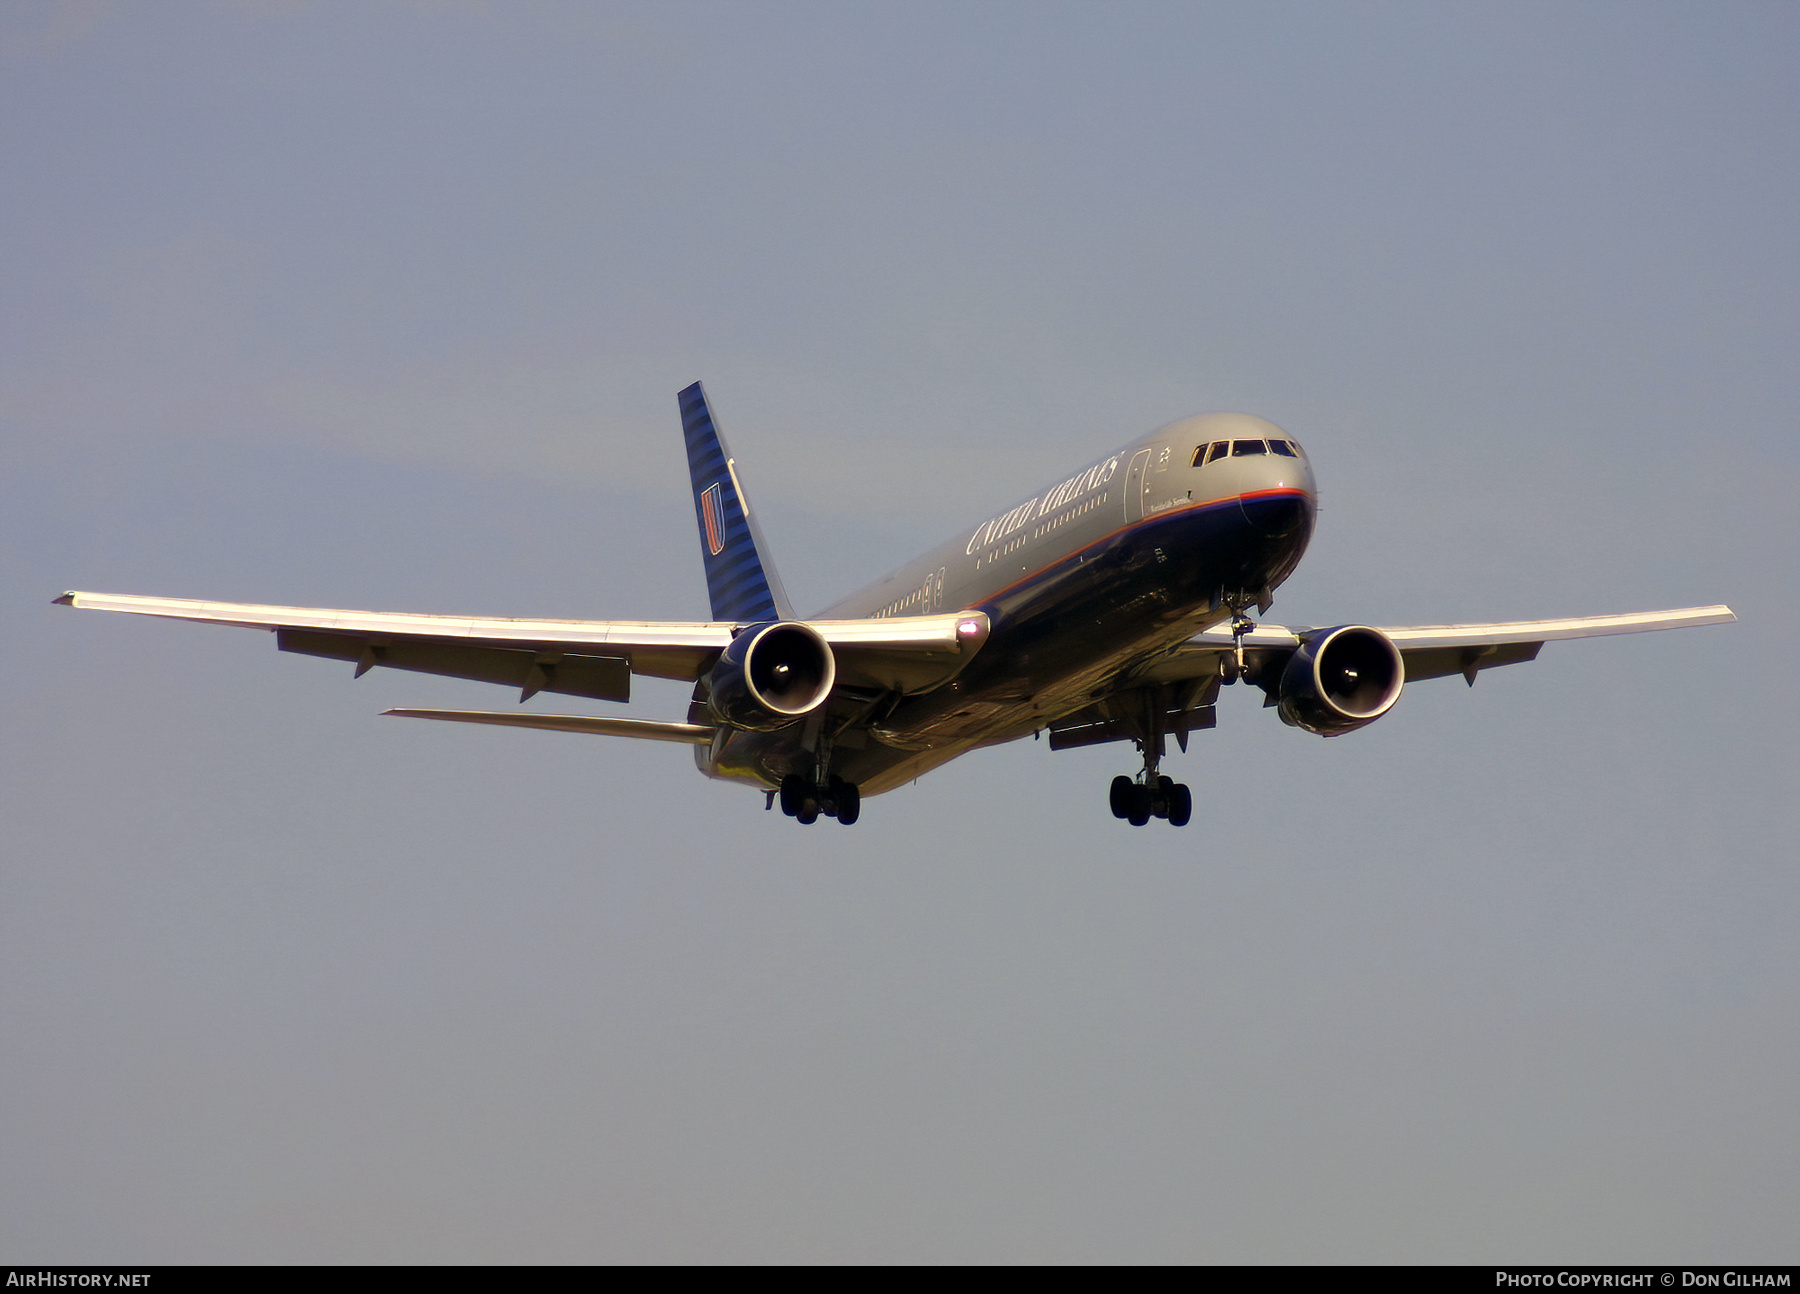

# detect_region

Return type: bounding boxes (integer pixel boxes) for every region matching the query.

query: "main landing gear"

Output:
[1104,690,1193,827]
[1098,610,1258,828]
[778,773,861,826]
[1109,773,1192,827]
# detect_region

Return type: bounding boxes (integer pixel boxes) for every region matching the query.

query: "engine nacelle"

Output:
[1276,624,1404,736]
[706,621,837,732]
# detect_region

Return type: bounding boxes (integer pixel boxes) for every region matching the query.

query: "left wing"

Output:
[383,709,715,743]
[1134,604,1737,687]
[1046,604,1737,752]
[52,591,990,701]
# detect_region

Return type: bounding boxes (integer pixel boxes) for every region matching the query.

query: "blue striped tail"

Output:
[679,382,792,624]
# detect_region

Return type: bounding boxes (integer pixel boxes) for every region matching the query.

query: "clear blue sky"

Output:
[3,0,1794,1261]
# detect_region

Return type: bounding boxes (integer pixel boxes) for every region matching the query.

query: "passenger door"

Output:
[1123,449,1153,523]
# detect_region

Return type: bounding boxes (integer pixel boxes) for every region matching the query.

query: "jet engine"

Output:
[706,621,837,732]
[1275,624,1404,736]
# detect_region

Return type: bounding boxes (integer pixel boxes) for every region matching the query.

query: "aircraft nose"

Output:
[1237,450,1315,537]
[1179,414,1315,537]
[1238,490,1313,537]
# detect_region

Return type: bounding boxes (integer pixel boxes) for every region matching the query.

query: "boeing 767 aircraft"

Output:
[57,383,1735,826]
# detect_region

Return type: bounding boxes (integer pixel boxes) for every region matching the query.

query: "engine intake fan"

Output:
[1276,624,1404,736]
[707,622,837,731]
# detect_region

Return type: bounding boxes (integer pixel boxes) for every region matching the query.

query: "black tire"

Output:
[779,773,807,817]
[1109,775,1134,819]
[796,799,820,825]
[1127,784,1152,827]
[1167,782,1192,827]
[836,781,861,825]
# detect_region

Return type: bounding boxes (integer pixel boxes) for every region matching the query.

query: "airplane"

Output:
[55,382,1735,827]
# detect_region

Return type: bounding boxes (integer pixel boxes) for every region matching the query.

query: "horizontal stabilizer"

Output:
[384,709,713,744]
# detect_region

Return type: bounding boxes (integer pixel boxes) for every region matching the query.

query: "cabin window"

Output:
[1205,440,1228,464]
[1231,439,1268,456]
[1269,439,1297,457]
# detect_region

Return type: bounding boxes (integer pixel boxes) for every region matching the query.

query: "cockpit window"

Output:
[1190,445,1207,467]
[1269,439,1297,457]
[1205,440,1228,464]
[1231,439,1268,456]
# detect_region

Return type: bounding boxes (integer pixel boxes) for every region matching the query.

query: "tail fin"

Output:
[678,382,793,624]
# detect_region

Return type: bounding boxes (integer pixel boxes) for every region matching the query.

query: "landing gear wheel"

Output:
[834,779,861,826]
[782,772,861,826]
[1109,775,1134,819]
[1127,784,1153,827]
[1166,782,1192,827]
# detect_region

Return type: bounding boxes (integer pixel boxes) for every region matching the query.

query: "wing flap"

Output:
[1397,639,1542,684]
[278,630,632,702]
[1047,698,1217,751]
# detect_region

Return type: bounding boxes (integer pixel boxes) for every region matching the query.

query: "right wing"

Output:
[53,591,990,702]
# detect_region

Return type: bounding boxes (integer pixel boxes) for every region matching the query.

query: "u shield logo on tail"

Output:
[701,483,726,556]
